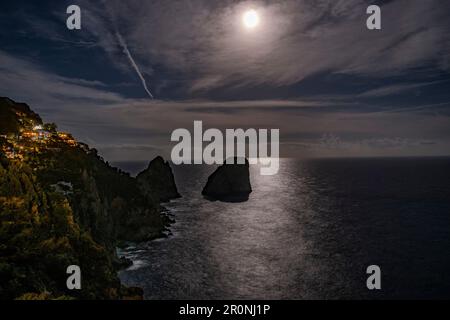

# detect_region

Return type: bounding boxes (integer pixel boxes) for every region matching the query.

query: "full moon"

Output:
[243,10,260,29]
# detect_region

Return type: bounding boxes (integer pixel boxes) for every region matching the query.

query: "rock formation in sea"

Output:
[137,156,181,203]
[202,157,252,202]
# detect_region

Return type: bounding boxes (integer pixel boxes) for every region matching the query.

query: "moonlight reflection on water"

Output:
[119,158,450,299]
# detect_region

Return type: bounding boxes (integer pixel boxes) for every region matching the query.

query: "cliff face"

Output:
[0,97,42,135]
[0,98,175,300]
[202,158,252,202]
[137,156,181,203]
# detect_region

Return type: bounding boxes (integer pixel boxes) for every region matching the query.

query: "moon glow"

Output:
[243,10,260,29]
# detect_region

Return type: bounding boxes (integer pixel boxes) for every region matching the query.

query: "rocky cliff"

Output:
[202,157,252,202]
[137,156,181,203]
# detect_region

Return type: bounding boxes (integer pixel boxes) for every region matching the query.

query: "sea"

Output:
[113,157,450,299]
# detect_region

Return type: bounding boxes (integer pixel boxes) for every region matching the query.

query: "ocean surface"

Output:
[114,158,450,299]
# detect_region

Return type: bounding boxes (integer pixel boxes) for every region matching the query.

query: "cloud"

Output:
[2,48,450,161]
[8,0,449,97]
[357,81,443,98]
[73,0,450,92]
[281,135,449,158]
[0,50,125,108]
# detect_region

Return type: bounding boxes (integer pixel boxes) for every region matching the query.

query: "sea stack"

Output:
[137,156,181,202]
[202,157,252,202]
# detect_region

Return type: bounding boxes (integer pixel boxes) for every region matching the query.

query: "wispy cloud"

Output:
[115,32,154,99]
[7,0,450,95]
[357,81,442,98]
[0,50,125,108]
[74,0,450,92]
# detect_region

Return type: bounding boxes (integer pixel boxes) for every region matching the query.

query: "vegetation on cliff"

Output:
[0,97,178,299]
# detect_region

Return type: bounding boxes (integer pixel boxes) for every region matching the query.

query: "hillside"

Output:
[0,97,178,299]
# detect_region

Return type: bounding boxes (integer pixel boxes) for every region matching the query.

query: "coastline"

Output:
[116,202,178,300]
[0,98,182,300]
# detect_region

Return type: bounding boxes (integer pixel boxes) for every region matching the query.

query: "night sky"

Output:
[1,0,450,161]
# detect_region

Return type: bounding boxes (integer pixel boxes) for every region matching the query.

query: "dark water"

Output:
[115,158,450,299]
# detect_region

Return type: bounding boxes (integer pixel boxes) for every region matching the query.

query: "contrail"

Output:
[116,32,154,99]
